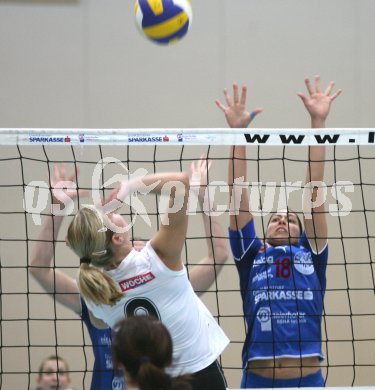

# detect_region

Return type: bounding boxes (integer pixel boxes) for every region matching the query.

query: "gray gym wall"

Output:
[0,0,374,388]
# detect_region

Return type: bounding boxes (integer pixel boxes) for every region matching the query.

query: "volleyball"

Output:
[134,0,192,45]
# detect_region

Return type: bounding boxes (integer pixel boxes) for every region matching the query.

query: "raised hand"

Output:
[215,83,263,128]
[297,75,342,125]
[51,164,87,209]
[190,155,212,203]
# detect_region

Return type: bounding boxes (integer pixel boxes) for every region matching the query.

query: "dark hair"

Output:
[112,316,191,390]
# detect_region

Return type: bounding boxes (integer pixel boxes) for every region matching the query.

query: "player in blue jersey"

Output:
[216,76,342,388]
[29,173,125,390]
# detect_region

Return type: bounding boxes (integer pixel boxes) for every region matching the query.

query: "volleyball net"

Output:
[0,128,374,389]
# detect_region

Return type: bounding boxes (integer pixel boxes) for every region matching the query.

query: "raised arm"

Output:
[114,171,189,270]
[187,158,229,296]
[298,76,342,252]
[150,172,189,269]
[215,83,262,230]
[29,165,83,313]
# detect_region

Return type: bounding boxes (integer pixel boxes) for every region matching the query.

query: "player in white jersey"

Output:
[64,159,229,390]
[32,157,228,389]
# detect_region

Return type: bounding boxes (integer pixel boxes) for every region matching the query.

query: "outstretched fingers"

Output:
[304,77,314,96]
[324,80,342,101]
[216,82,262,128]
[67,166,79,183]
[330,88,342,101]
[324,81,335,96]
[330,89,342,101]
[224,87,233,107]
[53,163,65,183]
[191,154,212,174]
[214,98,226,112]
[304,75,322,95]
[303,75,342,100]
[314,75,322,93]
[214,86,232,112]
[240,85,247,106]
[215,83,245,111]
[233,83,240,104]
[52,163,78,185]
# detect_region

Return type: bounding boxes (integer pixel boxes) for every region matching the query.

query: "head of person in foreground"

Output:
[112,315,192,390]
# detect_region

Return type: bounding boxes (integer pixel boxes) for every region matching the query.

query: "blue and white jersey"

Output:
[81,299,125,390]
[229,219,328,368]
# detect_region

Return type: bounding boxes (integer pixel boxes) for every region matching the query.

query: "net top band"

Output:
[0,128,374,146]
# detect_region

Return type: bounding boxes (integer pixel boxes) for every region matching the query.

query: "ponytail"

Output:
[67,206,123,305]
[78,263,123,305]
[137,362,172,390]
[128,357,192,390]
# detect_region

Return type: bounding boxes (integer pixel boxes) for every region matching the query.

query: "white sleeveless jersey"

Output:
[84,242,229,376]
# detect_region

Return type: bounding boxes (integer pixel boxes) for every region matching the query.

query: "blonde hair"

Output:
[67,206,123,305]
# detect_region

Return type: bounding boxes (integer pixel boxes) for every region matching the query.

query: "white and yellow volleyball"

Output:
[134,0,192,45]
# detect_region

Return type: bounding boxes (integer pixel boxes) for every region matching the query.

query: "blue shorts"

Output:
[241,369,325,388]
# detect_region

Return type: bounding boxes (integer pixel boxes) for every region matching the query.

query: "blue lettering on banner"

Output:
[29,137,64,143]
[128,136,163,143]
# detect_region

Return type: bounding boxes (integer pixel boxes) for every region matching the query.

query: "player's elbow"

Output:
[28,262,48,285]
[28,258,39,277]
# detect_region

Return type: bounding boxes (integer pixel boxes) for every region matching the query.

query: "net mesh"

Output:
[0,130,375,388]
